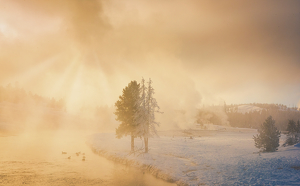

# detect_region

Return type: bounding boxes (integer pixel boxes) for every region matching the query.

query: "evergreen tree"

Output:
[284,119,299,146]
[135,78,147,138]
[144,78,161,153]
[253,116,281,152]
[135,78,162,153]
[114,81,140,151]
[287,119,297,133]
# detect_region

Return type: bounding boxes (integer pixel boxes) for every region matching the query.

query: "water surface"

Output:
[0,130,176,186]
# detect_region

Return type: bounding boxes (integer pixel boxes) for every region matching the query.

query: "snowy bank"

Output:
[87,130,300,185]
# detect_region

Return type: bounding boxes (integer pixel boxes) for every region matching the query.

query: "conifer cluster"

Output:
[114,78,161,153]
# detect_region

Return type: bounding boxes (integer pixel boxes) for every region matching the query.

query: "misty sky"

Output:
[1,0,300,112]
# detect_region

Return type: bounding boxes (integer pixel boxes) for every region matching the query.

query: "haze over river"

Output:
[0,130,175,186]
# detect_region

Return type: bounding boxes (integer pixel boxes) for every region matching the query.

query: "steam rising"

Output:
[1,0,300,130]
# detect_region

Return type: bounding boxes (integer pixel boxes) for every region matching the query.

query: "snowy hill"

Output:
[237,104,263,114]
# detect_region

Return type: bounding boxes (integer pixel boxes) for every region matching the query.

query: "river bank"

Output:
[88,145,182,185]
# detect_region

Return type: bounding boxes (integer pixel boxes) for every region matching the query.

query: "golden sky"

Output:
[1,0,300,112]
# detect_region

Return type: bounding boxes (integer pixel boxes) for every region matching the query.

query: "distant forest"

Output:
[2,83,299,131]
[0,83,98,131]
[0,83,66,110]
[197,103,300,131]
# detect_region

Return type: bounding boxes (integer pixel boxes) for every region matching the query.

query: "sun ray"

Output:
[6,55,60,86]
[64,59,84,113]
[93,51,113,105]
[49,56,80,97]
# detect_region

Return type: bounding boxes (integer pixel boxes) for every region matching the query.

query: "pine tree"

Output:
[296,120,300,133]
[135,78,147,138]
[287,120,297,133]
[114,81,140,151]
[253,116,281,152]
[135,78,162,153]
[284,119,299,146]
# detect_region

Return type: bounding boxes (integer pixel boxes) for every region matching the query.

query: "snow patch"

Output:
[294,143,300,148]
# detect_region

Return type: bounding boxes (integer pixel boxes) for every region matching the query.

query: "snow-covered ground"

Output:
[87,129,300,185]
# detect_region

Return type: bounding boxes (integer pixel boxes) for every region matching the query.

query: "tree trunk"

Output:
[145,137,148,153]
[131,134,134,152]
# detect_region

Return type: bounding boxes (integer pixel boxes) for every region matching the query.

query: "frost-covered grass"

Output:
[87,129,300,185]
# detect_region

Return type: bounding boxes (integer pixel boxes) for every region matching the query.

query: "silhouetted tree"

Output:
[114,81,140,151]
[253,116,281,152]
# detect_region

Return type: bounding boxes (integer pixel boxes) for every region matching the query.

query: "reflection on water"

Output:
[0,130,175,186]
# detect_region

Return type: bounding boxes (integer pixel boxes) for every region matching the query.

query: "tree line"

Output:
[0,83,66,110]
[196,103,300,131]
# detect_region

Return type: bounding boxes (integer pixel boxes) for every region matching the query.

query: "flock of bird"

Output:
[62,151,86,161]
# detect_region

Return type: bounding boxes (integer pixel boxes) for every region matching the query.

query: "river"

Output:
[0,130,176,186]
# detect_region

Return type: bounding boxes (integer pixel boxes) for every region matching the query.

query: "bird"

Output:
[82,156,85,161]
[76,152,81,156]
[68,156,71,159]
